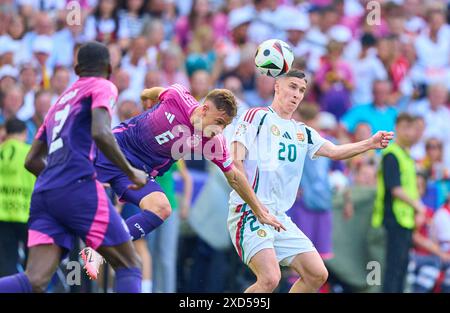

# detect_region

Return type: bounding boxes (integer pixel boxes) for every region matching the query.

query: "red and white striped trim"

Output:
[243,107,268,123]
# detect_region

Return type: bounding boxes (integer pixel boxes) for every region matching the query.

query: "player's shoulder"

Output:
[88,77,118,95]
[241,107,271,124]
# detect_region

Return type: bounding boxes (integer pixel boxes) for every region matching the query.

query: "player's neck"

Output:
[271,102,293,120]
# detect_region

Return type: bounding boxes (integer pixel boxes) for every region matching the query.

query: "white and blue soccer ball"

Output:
[254,39,294,78]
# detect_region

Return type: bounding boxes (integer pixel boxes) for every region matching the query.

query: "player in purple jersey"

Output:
[81,84,287,278]
[0,42,148,293]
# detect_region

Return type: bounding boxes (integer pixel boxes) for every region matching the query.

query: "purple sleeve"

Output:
[90,79,118,117]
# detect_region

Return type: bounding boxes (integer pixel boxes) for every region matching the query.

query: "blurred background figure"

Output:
[0,118,35,277]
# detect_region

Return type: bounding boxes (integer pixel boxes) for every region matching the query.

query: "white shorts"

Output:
[228,204,317,266]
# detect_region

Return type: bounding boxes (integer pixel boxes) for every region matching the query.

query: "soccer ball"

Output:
[254,39,294,78]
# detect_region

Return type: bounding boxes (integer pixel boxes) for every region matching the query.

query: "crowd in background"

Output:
[0,0,449,292]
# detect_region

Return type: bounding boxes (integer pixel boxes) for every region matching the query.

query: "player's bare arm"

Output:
[92,107,147,190]
[226,141,286,232]
[25,139,48,177]
[141,87,166,109]
[315,130,394,160]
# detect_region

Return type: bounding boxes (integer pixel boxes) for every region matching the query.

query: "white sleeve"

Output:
[305,126,328,160]
[231,109,267,151]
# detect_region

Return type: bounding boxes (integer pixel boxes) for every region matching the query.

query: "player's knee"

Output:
[26,272,50,293]
[307,267,328,289]
[258,271,281,292]
[140,196,172,220]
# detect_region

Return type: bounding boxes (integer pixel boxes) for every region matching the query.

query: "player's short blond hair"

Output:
[205,89,238,118]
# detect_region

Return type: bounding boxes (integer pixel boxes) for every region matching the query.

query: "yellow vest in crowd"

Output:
[372,142,419,229]
[0,139,35,223]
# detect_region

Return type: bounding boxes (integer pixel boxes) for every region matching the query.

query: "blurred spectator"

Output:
[341,80,398,134]
[189,70,211,101]
[222,6,252,72]
[315,39,354,120]
[0,65,19,96]
[110,68,131,95]
[413,4,450,87]
[0,86,24,125]
[159,43,190,88]
[84,0,130,49]
[144,69,163,89]
[281,10,310,62]
[410,115,426,162]
[175,0,227,51]
[185,26,217,77]
[143,19,167,68]
[0,35,19,67]
[107,43,123,72]
[243,73,274,108]
[233,43,257,91]
[31,35,54,90]
[25,90,52,144]
[304,5,339,72]
[17,63,39,121]
[121,36,151,97]
[120,0,150,39]
[419,138,449,181]
[431,197,450,292]
[377,35,410,96]
[0,118,35,277]
[351,33,388,106]
[50,66,71,100]
[407,172,449,293]
[21,12,55,63]
[372,113,426,293]
[411,84,450,169]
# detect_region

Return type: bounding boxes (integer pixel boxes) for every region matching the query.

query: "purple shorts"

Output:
[95,152,163,206]
[288,199,334,259]
[28,178,131,254]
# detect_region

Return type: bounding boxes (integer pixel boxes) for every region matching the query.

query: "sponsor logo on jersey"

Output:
[297,131,305,142]
[282,132,292,140]
[165,112,175,124]
[235,124,247,136]
[257,229,267,238]
[271,125,280,136]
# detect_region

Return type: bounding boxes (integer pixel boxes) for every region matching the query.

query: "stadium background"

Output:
[0,0,449,293]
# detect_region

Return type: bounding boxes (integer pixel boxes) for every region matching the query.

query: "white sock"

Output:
[142,280,152,293]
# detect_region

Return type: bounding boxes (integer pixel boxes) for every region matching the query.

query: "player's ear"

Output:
[201,103,209,116]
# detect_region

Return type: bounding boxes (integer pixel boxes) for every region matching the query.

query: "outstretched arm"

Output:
[224,141,286,232]
[316,131,394,160]
[25,139,48,176]
[141,87,165,109]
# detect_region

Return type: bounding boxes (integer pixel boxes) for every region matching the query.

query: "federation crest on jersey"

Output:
[257,229,267,238]
[235,124,247,136]
[271,125,280,136]
[297,131,305,142]
[187,134,201,148]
